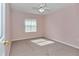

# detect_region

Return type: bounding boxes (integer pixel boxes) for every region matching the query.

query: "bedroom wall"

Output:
[11,9,45,41]
[45,4,79,49]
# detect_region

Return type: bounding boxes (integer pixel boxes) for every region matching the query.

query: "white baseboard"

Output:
[11,36,44,42]
[45,37,79,49]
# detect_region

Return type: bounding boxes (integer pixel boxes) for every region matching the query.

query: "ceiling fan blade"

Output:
[44,7,49,9]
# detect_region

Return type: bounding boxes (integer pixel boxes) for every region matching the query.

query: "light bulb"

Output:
[38,8,45,13]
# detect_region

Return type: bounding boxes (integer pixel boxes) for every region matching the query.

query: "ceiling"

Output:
[10,3,75,15]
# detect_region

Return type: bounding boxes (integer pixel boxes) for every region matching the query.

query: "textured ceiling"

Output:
[10,3,75,15]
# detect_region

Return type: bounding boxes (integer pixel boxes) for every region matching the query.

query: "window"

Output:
[25,19,37,32]
[0,3,3,39]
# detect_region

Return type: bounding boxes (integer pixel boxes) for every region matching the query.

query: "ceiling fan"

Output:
[32,3,49,14]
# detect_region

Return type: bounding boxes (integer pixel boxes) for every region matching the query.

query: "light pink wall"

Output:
[45,4,79,48]
[11,10,45,41]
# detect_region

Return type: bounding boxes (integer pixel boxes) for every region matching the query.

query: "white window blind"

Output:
[25,19,37,32]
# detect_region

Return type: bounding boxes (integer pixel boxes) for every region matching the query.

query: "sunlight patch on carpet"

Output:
[31,38,55,46]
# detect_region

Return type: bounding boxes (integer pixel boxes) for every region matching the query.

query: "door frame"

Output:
[5,3,12,56]
[0,3,6,56]
[0,3,5,41]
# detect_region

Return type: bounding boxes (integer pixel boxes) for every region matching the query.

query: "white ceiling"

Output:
[10,3,75,15]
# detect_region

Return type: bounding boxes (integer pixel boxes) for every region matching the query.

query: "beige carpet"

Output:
[10,38,79,56]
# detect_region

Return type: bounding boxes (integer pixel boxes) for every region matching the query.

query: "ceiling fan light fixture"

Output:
[38,8,45,13]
